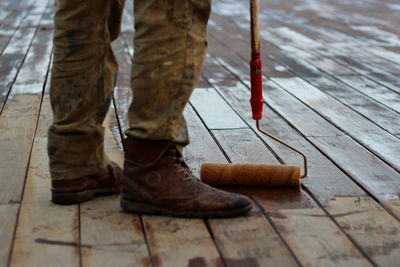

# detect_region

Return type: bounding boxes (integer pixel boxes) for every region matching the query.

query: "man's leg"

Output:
[125,0,210,144]
[121,0,251,217]
[48,0,124,204]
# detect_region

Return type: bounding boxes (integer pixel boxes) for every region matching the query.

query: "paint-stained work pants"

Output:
[48,0,211,180]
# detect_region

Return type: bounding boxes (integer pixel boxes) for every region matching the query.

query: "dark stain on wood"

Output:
[187,257,207,267]
[35,238,93,249]
[35,238,146,250]
[225,257,260,267]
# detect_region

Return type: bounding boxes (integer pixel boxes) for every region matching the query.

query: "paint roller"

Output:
[200,0,308,187]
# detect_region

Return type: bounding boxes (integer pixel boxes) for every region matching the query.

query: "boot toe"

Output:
[198,188,252,214]
[222,191,252,211]
[233,194,252,210]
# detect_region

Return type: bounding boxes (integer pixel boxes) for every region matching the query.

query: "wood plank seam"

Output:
[208,5,400,111]
[110,74,156,266]
[187,102,234,164]
[253,3,400,100]
[5,1,54,264]
[220,29,400,137]
[200,50,400,266]
[203,219,229,267]
[268,42,400,115]
[265,78,400,173]
[78,205,83,267]
[111,61,225,267]
[109,83,156,266]
[205,51,400,224]
[6,56,52,267]
[0,0,36,56]
[139,216,156,267]
[300,186,379,267]
[248,189,318,267]
[188,86,363,265]
[203,13,400,201]
[0,0,50,116]
[117,34,301,266]
[75,3,400,266]
[207,15,400,141]
[105,96,156,265]
[184,103,302,265]
[279,37,400,96]
[198,73,379,266]
[198,43,400,264]
[0,26,54,202]
[205,22,400,174]
[211,128,287,166]
[257,0,400,72]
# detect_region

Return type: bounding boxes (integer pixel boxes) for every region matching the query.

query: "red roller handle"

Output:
[250,54,263,120]
[250,0,263,120]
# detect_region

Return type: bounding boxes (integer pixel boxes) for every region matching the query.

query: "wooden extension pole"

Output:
[250,0,260,59]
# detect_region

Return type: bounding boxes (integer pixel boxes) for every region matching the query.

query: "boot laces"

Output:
[173,149,194,181]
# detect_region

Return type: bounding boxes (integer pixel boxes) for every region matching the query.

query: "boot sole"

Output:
[52,189,118,205]
[120,199,252,218]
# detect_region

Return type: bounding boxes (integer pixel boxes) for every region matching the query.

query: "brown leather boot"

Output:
[51,162,122,204]
[121,139,252,218]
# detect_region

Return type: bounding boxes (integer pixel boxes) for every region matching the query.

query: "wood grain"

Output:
[0,204,19,267]
[185,105,299,266]
[326,197,400,266]
[0,25,53,203]
[190,88,247,130]
[0,0,49,108]
[142,216,221,267]
[112,32,225,266]
[208,12,400,173]
[10,95,80,266]
[2,0,400,266]
[204,21,400,209]
[80,106,151,267]
[0,0,35,54]
[202,42,400,264]
[211,129,370,266]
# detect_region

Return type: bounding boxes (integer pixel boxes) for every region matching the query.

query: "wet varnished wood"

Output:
[1,0,400,266]
[0,0,49,109]
[185,105,299,266]
[205,18,400,210]
[0,15,53,204]
[201,47,400,265]
[207,125,371,266]
[0,0,35,54]
[208,8,400,173]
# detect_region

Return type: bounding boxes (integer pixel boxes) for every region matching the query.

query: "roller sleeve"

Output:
[200,163,300,187]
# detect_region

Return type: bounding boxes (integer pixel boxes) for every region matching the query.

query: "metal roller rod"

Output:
[256,120,308,178]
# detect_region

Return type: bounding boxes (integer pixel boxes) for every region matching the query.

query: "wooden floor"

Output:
[1,0,400,266]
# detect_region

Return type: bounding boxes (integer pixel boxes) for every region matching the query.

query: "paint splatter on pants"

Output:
[48,0,211,180]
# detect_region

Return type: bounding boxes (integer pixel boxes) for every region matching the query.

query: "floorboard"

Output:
[185,105,300,266]
[191,90,372,266]
[80,107,151,267]
[200,52,400,264]
[10,93,80,266]
[0,204,18,267]
[204,29,400,211]
[0,8,53,203]
[1,0,400,266]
